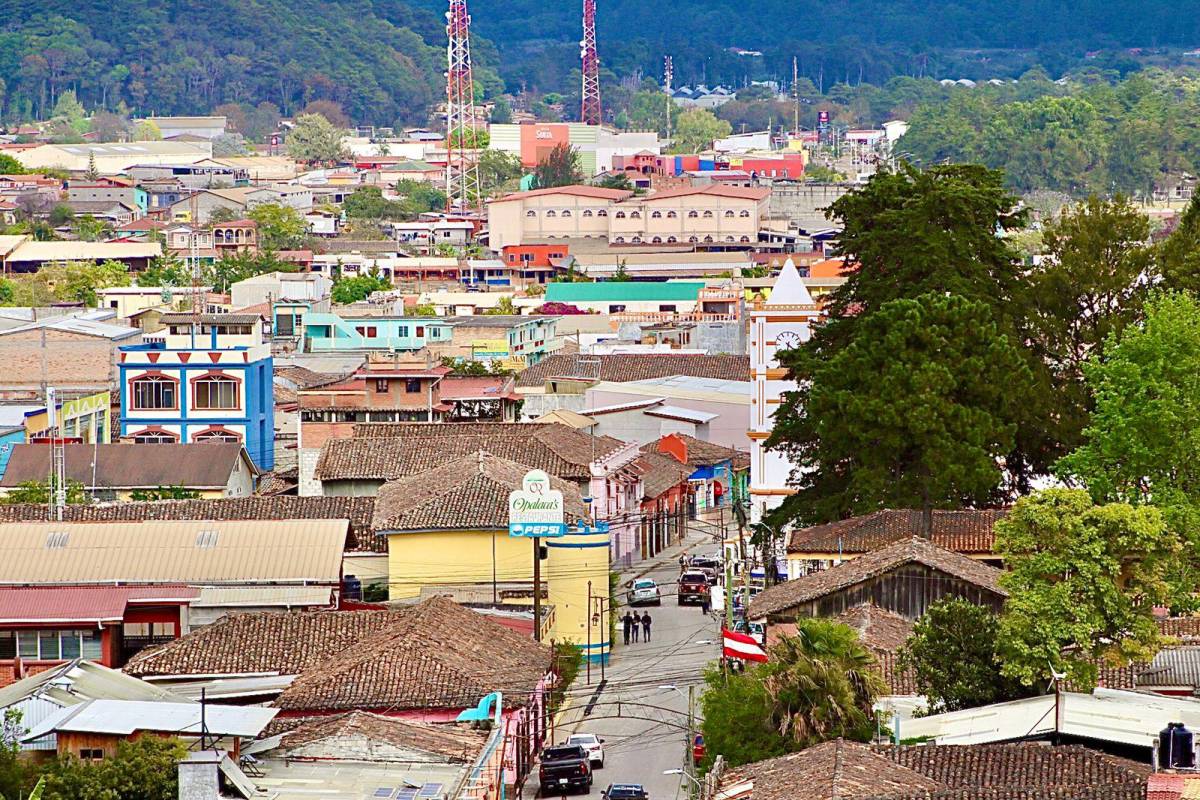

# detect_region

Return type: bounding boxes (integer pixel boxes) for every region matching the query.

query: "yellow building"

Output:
[545,525,611,664]
[23,391,113,444]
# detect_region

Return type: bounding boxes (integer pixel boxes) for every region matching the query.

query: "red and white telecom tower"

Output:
[580,0,601,126]
[445,0,482,212]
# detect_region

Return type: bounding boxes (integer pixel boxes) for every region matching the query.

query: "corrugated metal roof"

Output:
[4,241,161,263]
[22,699,277,740]
[0,520,346,585]
[545,282,705,303]
[0,660,185,711]
[194,586,333,608]
[0,585,198,623]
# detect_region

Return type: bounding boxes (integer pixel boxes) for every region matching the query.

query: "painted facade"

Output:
[117,342,275,471]
[23,391,112,444]
[545,525,612,664]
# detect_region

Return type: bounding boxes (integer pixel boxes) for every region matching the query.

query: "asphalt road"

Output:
[531,545,723,800]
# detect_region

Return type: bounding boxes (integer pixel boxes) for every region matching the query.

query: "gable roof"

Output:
[0,659,185,710]
[787,509,1007,557]
[639,184,770,202]
[720,740,1148,800]
[372,451,587,531]
[0,443,250,489]
[517,353,750,387]
[125,609,408,677]
[278,711,486,762]
[834,603,914,654]
[492,186,634,203]
[647,434,748,469]
[273,596,553,713]
[0,520,346,587]
[316,423,626,483]
[638,451,692,500]
[750,537,1007,618]
[0,496,380,552]
[531,409,597,429]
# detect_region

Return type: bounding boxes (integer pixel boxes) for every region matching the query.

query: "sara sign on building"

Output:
[508,469,566,537]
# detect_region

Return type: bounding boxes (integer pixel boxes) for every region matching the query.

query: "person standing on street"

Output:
[679,554,688,572]
[622,612,633,645]
[700,593,711,616]
[641,611,652,642]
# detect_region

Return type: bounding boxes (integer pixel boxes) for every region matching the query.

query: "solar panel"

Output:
[374,789,394,798]
[396,789,420,800]
[418,784,443,798]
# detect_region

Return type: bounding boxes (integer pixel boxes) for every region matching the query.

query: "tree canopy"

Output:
[332,272,392,304]
[534,144,584,189]
[286,113,346,164]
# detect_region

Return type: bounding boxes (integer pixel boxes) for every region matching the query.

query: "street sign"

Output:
[508,469,566,538]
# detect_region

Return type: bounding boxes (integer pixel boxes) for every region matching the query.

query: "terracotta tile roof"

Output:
[124,609,406,677]
[0,496,381,552]
[644,435,748,469]
[639,184,771,202]
[1159,616,1200,642]
[278,711,486,762]
[722,741,1149,800]
[516,353,750,387]
[275,365,343,390]
[834,603,914,653]
[750,537,1007,618]
[0,443,249,489]
[787,509,1007,556]
[274,596,553,713]
[492,186,634,203]
[638,451,691,500]
[372,451,587,531]
[317,423,626,483]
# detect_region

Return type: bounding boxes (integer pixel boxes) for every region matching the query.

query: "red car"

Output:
[692,734,706,764]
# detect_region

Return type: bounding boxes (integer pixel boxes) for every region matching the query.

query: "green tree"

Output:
[394,179,448,217]
[411,302,437,317]
[286,113,346,164]
[139,251,191,287]
[610,259,631,282]
[247,203,308,250]
[1158,199,1200,294]
[995,488,1178,689]
[42,736,186,800]
[490,96,513,124]
[625,90,678,135]
[0,280,13,306]
[332,272,392,304]
[0,479,88,505]
[343,186,406,220]
[133,119,162,141]
[48,204,74,227]
[0,155,25,175]
[670,108,732,153]
[51,90,87,133]
[205,250,290,293]
[128,486,202,501]
[768,293,1030,528]
[701,618,883,768]
[594,172,633,191]
[478,149,525,198]
[898,598,1030,713]
[484,296,516,315]
[534,143,583,189]
[71,215,110,242]
[804,164,845,182]
[1056,291,1200,606]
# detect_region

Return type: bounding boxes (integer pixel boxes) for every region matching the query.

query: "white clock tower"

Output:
[748,257,820,527]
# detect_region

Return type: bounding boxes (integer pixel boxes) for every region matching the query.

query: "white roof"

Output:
[643,405,719,424]
[0,315,141,340]
[5,241,161,264]
[22,699,278,740]
[765,257,814,306]
[0,406,39,427]
[897,688,1200,749]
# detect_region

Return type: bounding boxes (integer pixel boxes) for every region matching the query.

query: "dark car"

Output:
[678,571,710,605]
[539,745,592,795]
[603,784,648,800]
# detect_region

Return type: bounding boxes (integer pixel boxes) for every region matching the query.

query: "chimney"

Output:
[178,751,222,800]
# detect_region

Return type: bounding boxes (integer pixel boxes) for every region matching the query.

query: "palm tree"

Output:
[761,617,884,746]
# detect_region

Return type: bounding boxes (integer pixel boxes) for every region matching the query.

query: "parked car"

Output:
[538,745,592,795]
[733,619,766,646]
[695,567,720,586]
[691,555,722,572]
[678,572,711,605]
[627,578,661,607]
[566,733,605,768]
[603,784,648,800]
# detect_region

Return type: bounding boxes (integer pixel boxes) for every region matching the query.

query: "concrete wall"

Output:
[768,182,853,230]
[586,387,750,451]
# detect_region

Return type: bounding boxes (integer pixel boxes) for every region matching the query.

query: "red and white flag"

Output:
[722,628,768,663]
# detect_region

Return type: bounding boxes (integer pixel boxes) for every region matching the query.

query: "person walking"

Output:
[630,610,640,643]
[641,611,652,643]
[700,593,711,616]
[679,554,688,572]
[622,612,633,645]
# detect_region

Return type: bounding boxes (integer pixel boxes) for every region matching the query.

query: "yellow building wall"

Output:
[546,528,611,663]
[386,528,535,600]
[24,392,112,443]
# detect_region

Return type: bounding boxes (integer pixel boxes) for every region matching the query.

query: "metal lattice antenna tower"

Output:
[663,55,674,143]
[445,0,481,212]
[580,0,601,126]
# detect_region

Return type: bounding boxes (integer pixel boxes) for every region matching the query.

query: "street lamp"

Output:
[664,769,702,788]
[660,686,698,798]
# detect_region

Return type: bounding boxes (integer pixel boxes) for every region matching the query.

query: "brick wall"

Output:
[0,330,138,399]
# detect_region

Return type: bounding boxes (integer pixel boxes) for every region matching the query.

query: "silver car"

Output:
[628,578,661,606]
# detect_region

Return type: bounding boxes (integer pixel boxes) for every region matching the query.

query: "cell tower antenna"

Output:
[445,0,482,213]
[580,0,601,126]
[663,55,674,144]
[792,56,800,137]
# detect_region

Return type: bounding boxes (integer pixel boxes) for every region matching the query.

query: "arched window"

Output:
[724,210,735,218]
[133,430,178,444]
[688,236,699,243]
[725,236,735,242]
[526,210,536,218]
[667,236,677,243]
[703,210,714,218]
[740,235,751,242]
[193,376,239,410]
[740,210,751,217]
[130,376,178,410]
[651,236,662,244]
[631,236,642,244]
[667,211,677,219]
[615,211,626,219]
[703,235,714,243]
[687,211,698,218]
[194,428,242,443]
[583,210,593,217]
[630,211,641,219]
[615,236,626,243]
[545,210,557,218]
[651,211,662,219]
[561,210,572,217]
[597,209,608,217]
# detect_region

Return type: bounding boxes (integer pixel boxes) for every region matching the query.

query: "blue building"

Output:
[117,314,275,471]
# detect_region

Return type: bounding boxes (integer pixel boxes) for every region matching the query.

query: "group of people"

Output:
[622,611,652,644]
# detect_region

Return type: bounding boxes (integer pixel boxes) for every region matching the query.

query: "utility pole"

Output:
[792,56,800,137]
[532,537,542,641]
[664,56,674,144]
[686,685,696,800]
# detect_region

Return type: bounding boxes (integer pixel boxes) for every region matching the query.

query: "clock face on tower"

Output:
[776,330,802,349]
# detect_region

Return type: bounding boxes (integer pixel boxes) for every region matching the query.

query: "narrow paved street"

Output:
[529,527,725,800]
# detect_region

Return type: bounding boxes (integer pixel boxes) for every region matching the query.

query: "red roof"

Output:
[438,376,518,401]
[115,218,167,232]
[493,186,635,203]
[0,586,198,625]
[639,185,771,202]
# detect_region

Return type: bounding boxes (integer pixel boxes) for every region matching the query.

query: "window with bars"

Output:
[194,429,240,443]
[133,432,178,444]
[194,378,238,410]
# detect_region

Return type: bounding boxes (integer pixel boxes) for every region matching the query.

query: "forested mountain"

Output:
[418,0,1200,92]
[0,0,476,125]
